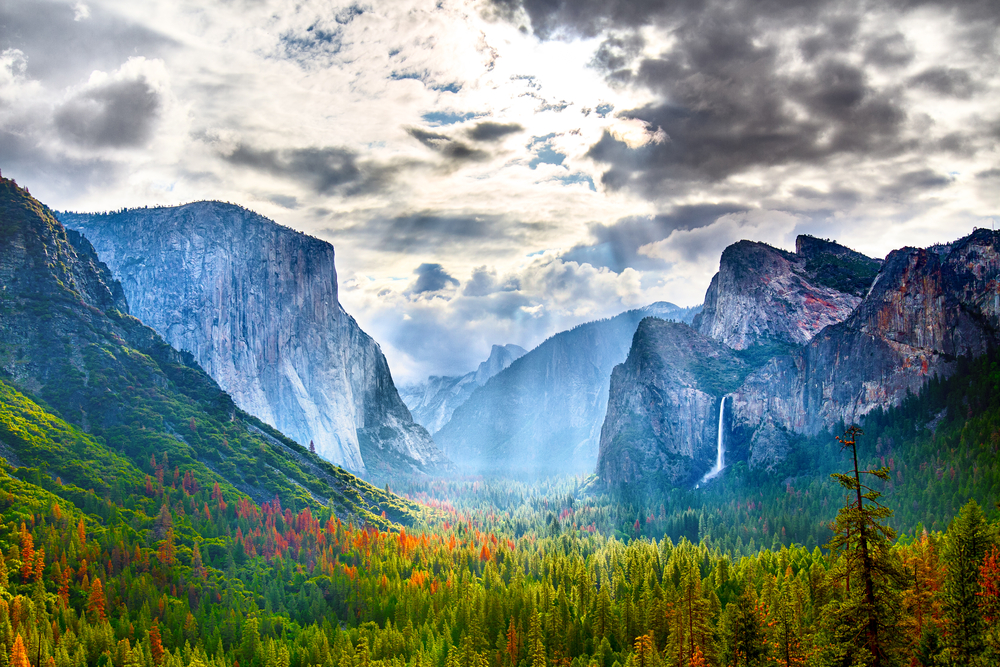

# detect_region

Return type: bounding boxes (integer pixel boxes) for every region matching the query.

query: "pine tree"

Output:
[10,635,29,667]
[528,610,546,667]
[87,577,106,622]
[824,426,905,667]
[942,500,995,665]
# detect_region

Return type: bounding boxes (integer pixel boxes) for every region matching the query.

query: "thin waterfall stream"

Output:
[700,395,727,484]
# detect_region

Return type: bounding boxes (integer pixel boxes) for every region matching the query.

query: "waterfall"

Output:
[700,395,727,484]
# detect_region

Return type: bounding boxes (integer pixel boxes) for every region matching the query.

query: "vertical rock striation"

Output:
[693,236,879,349]
[58,202,449,476]
[598,230,1000,487]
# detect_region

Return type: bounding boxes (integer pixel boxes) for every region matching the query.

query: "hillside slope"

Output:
[0,175,423,527]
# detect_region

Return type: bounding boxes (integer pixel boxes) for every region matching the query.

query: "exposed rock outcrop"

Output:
[596,319,745,487]
[400,344,526,435]
[58,202,449,476]
[598,230,1000,486]
[435,302,701,474]
[732,229,1000,445]
[692,236,880,349]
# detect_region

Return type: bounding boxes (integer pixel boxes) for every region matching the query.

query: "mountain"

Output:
[731,229,1000,466]
[0,175,423,526]
[597,230,1000,486]
[58,202,449,477]
[692,235,880,349]
[434,302,700,475]
[596,318,746,487]
[400,344,526,435]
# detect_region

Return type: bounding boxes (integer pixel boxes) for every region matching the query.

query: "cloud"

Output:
[639,209,803,275]
[463,266,521,296]
[406,127,489,162]
[0,0,174,86]
[221,144,405,196]
[55,76,161,148]
[334,211,550,254]
[408,263,460,295]
[909,67,977,99]
[561,203,746,272]
[467,121,524,141]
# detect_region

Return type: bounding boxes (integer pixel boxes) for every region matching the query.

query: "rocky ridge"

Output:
[693,236,880,349]
[400,344,527,435]
[59,202,449,476]
[435,302,701,474]
[598,231,1000,486]
[596,319,746,487]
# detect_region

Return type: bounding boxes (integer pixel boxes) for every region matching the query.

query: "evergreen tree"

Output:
[825,426,905,667]
[942,500,995,665]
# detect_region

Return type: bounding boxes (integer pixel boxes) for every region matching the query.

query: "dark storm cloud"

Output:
[879,169,954,197]
[560,203,745,272]
[0,0,174,86]
[336,212,548,253]
[909,67,977,99]
[221,144,404,196]
[54,77,161,148]
[467,121,524,142]
[408,263,460,294]
[489,0,995,198]
[406,127,489,162]
[863,33,913,68]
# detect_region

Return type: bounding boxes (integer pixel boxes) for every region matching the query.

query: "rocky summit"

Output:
[59,202,449,477]
[693,235,880,349]
[598,230,1000,486]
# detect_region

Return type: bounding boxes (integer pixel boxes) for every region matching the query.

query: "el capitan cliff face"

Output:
[59,202,449,476]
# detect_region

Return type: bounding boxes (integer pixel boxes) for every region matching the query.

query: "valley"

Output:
[0,174,998,667]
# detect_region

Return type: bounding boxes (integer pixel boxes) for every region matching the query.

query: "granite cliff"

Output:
[731,229,1000,466]
[596,319,746,487]
[598,231,1000,486]
[400,344,526,435]
[693,236,880,349]
[0,176,424,523]
[59,202,449,476]
[435,302,700,474]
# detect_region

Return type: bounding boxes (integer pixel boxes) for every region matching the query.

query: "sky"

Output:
[1,0,998,384]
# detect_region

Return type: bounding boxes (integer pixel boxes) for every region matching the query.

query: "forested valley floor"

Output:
[3,350,1000,667]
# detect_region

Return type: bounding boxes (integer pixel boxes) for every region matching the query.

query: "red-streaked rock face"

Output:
[730,230,1000,469]
[693,236,879,350]
[59,202,450,477]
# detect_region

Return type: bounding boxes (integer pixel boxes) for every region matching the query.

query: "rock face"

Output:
[596,319,746,487]
[58,202,449,476]
[434,302,700,474]
[598,230,1000,486]
[732,230,1000,448]
[693,236,880,349]
[400,344,526,435]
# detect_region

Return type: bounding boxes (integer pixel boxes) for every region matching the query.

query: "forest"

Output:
[2,346,1000,667]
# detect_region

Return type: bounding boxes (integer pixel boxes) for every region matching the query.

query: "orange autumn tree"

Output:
[10,634,30,667]
[87,577,106,621]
